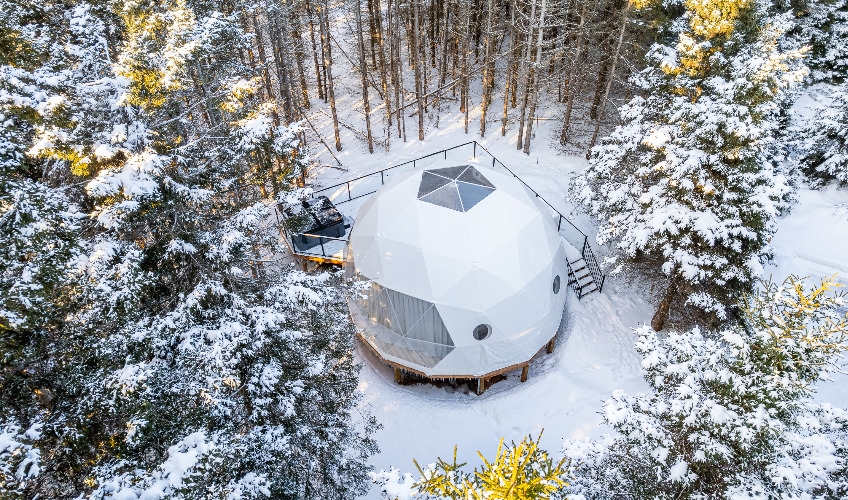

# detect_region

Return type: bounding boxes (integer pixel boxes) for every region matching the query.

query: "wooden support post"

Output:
[394,367,402,384]
[546,337,555,354]
[520,365,529,383]
[476,377,485,395]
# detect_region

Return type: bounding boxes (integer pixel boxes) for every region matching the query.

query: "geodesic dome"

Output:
[346,164,568,379]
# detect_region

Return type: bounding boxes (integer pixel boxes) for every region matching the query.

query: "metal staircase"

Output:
[564,236,606,299]
[567,257,598,298]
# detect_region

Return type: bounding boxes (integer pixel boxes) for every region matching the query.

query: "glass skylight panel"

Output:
[418,165,496,212]
[457,167,495,188]
[420,183,464,211]
[418,171,454,197]
[428,165,470,179]
[456,181,495,210]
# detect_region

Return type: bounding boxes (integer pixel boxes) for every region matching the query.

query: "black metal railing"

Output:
[286,232,349,261]
[307,141,606,296]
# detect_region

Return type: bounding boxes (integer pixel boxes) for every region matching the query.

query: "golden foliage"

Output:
[685,0,752,40]
[413,432,570,500]
[742,275,848,388]
[660,0,753,78]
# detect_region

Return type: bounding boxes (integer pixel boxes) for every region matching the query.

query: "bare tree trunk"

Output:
[479,0,496,137]
[516,0,538,149]
[435,0,450,128]
[423,17,429,114]
[501,6,516,136]
[371,0,392,150]
[461,0,470,134]
[318,2,342,150]
[306,0,326,101]
[389,0,406,141]
[356,0,374,153]
[267,7,296,122]
[587,1,628,155]
[248,10,278,114]
[589,0,624,120]
[366,0,379,68]
[388,0,400,137]
[651,275,677,332]
[559,2,587,146]
[412,0,425,140]
[522,0,547,154]
[291,18,310,109]
[451,11,459,98]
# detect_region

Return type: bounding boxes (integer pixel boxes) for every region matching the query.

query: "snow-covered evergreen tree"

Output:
[802,0,848,83]
[799,84,848,185]
[563,276,848,499]
[794,1,848,187]
[575,0,807,322]
[83,267,377,499]
[2,0,376,498]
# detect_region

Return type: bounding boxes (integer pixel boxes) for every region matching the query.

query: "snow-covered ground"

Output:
[294,15,848,497]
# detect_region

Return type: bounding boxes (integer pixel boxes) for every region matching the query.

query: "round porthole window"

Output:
[553,275,561,294]
[473,324,491,341]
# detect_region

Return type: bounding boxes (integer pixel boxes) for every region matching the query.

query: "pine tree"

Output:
[800,83,848,185]
[564,276,848,499]
[795,1,848,187]
[802,0,848,83]
[575,0,807,322]
[372,433,570,500]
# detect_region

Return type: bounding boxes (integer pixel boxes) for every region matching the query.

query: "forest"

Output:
[2,0,848,498]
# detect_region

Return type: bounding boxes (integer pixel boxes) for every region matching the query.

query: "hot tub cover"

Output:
[347,164,568,378]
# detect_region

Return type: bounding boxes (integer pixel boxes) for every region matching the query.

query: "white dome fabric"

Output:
[347,164,568,378]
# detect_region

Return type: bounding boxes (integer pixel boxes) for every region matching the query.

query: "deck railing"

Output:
[304,141,606,295]
[287,232,349,262]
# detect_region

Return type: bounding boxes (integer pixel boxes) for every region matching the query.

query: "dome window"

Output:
[473,324,491,341]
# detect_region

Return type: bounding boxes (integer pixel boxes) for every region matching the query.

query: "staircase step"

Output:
[578,280,597,290]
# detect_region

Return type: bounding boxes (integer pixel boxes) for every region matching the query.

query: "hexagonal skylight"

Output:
[417,165,496,212]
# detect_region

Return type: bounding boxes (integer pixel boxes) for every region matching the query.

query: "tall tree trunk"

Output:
[461,0,471,134]
[522,0,547,154]
[435,0,450,128]
[559,2,587,146]
[589,0,624,120]
[356,0,374,153]
[651,275,677,332]
[412,0,425,140]
[501,6,516,136]
[516,0,538,150]
[267,7,295,122]
[389,0,406,141]
[249,10,278,114]
[291,18,310,109]
[587,0,628,155]
[318,2,342,150]
[366,0,379,69]
[387,0,398,134]
[306,0,326,101]
[479,0,496,137]
[371,0,392,150]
